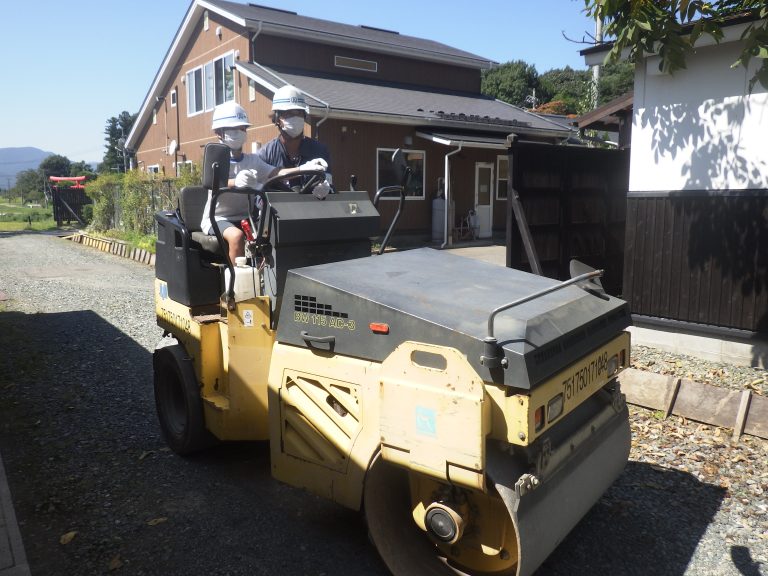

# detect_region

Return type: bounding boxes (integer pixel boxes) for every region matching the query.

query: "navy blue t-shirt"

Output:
[257,137,331,189]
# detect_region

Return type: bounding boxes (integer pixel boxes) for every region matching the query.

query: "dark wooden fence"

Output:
[624,192,768,334]
[506,143,630,296]
[52,187,91,226]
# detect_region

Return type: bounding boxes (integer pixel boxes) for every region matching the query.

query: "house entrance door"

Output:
[474,162,494,239]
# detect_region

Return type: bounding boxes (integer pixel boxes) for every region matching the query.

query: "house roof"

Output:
[238,62,574,139]
[126,0,569,151]
[575,91,633,132]
[202,0,496,69]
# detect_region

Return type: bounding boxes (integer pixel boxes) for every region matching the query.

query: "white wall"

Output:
[630,40,768,192]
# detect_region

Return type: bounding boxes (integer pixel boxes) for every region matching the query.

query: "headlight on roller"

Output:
[607,354,620,378]
[547,393,564,423]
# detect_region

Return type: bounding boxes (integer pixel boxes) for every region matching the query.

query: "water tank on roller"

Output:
[224,257,258,302]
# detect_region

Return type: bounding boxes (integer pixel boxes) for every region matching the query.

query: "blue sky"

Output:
[0,0,597,165]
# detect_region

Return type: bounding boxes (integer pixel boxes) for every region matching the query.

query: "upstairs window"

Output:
[186,67,204,115]
[186,52,234,116]
[214,53,235,106]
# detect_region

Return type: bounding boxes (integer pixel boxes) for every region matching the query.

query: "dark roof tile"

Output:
[206,0,493,66]
[238,62,571,136]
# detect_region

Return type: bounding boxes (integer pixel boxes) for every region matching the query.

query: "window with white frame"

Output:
[170,89,177,107]
[186,52,235,116]
[377,148,425,199]
[496,155,509,200]
[176,160,195,177]
[186,67,204,115]
[213,53,234,106]
[147,164,160,175]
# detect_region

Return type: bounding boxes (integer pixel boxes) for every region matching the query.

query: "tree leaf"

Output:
[59,531,78,545]
[108,555,124,571]
[636,17,653,31]
[147,517,168,526]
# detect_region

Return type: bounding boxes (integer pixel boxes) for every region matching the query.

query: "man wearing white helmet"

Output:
[257,85,332,197]
[201,101,318,263]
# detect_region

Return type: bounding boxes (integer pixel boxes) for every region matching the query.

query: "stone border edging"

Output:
[63,232,155,266]
[619,367,767,441]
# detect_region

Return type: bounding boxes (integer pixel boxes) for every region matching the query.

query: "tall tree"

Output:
[481,60,540,108]
[15,169,44,203]
[539,66,592,113]
[597,60,635,105]
[39,154,71,178]
[101,111,136,173]
[584,1,768,90]
[70,161,96,178]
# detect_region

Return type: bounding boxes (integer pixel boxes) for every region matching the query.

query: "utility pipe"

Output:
[440,143,462,249]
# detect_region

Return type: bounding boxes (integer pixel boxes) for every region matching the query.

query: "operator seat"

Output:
[154,186,224,307]
[178,186,226,258]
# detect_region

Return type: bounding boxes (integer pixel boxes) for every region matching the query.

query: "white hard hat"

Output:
[212,101,251,130]
[272,85,309,113]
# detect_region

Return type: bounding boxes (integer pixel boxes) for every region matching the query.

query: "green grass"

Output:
[0,201,58,231]
[99,229,156,253]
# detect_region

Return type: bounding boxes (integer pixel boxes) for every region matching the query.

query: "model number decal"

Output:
[562,351,608,402]
[294,311,356,331]
[158,306,191,332]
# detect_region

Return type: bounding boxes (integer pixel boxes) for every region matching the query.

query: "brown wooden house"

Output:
[125,0,573,242]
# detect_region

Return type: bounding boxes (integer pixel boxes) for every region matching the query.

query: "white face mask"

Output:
[221,129,246,151]
[280,116,305,138]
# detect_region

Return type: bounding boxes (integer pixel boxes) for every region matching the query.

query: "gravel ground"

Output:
[0,231,766,576]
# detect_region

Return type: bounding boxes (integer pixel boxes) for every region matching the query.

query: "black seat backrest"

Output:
[179,186,208,232]
[178,185,224,257]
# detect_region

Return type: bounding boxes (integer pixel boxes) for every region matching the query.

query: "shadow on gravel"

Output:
[731,545,764,576]
[0,309,386,576]
[537,461,727,576]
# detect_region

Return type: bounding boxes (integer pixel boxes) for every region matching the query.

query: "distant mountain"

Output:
[0,147,55,188]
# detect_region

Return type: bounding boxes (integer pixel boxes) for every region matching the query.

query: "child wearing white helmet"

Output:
[201,101,320,263]
[258,85,333,196]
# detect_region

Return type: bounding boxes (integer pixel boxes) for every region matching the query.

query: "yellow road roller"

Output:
[152,143,631,575]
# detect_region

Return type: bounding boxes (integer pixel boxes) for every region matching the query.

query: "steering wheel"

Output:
[262,169,326,195]
[298,173,323,195]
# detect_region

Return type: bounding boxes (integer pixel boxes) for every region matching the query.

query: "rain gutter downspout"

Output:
[441,143,462,249]
[250,21,263,46]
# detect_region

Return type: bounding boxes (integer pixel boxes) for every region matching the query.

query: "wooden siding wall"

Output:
[506,144,630,296]
[315,119,511,235]
[624,193,768,333]
[134,12,252,173]
[254,35,481,93]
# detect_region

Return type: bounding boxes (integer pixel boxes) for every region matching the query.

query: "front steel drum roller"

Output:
[364,456,519,576]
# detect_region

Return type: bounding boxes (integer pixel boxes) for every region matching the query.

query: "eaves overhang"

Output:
[415,130,512,150]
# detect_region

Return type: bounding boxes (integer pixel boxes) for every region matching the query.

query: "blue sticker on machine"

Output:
[159,282,168,300]
[415,406,436,437]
